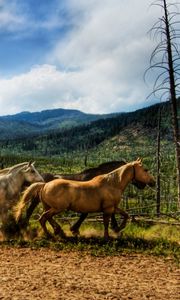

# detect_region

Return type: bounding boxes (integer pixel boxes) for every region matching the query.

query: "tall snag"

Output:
[146,0,180,208]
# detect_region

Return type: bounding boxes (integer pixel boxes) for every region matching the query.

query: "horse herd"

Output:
[0,159,155,240]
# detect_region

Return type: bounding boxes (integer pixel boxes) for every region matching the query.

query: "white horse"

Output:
[0,162,44,223]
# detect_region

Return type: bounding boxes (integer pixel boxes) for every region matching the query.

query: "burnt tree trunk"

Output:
[163,0,180,207]
[156,106,161,216]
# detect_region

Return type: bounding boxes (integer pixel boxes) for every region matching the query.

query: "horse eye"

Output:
[144,168,148,172]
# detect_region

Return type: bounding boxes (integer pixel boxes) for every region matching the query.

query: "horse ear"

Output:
[28,161,35,166]
[137,158,142,163]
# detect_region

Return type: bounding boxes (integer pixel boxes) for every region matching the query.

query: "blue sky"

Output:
[0,0,70,75]
[0,0,173,115]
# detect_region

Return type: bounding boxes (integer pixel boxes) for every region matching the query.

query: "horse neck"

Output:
[103,164,134,192]
[8,170,25,191]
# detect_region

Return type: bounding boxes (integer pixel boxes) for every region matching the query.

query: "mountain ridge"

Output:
[0,107,117,139]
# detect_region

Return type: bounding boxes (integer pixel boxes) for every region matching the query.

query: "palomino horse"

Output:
[58,160,146,234]
[0,162,44,224]
[16,159,155,239]
[19,160,146,233]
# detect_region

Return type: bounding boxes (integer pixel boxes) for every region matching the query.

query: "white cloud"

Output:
[0,65,65,115]
[0,58,153,116]
[47,0,159,112]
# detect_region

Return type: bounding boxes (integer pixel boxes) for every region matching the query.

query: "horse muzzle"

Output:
[148,179,156,187]
[132,180,146,190]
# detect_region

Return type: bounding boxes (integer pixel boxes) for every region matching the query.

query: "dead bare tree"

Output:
[145,0,180,208]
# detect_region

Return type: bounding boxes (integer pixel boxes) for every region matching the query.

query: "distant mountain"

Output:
[1,109,94,125]
[0,108,117,140]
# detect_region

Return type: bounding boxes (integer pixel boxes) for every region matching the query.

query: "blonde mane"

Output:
[102,162,133,185]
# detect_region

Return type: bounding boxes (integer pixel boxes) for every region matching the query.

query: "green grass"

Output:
[123,221,180,243]
[1,220,179,263]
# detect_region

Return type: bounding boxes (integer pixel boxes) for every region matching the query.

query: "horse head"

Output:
[22,162,44,183]
[132,158,155,187]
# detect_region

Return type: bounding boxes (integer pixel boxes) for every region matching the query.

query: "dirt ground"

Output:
[0,247,179,300]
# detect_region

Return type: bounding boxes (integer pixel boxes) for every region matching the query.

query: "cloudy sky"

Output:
[0,0,168,115]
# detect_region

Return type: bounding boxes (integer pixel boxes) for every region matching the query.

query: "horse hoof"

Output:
[53,227,66,239]
[112,226,120,233]
[71,230,80,237]
[60,232,66,239]
[45,233,54,240]
[70,227,80,236]
[103,235,110,242]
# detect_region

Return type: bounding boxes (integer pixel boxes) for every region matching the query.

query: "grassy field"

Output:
[1,217,179,263]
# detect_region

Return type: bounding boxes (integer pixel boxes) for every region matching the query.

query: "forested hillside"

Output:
[0,100,176,157]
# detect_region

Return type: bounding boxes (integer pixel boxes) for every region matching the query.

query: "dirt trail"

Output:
[0,247,179,300]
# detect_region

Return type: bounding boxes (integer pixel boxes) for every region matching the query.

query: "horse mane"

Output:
[0,167,10,174]
[103,162,133,185]
[0,162,29,175]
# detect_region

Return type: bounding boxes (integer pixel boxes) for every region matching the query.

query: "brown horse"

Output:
[41,161,128,182]
[16,159,155,239]
[20,160,146,233]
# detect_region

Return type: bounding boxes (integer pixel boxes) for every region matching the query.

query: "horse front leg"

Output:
[113,208,129,233]
[103,213,111,240]
[70,213,88,236]
[110,213,118,231]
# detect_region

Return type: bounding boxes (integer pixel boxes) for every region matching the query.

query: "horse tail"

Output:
[15,182,45,226]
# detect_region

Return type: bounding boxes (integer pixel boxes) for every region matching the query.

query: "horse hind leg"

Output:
[39,210,51,237]
[39,208,66,239]
[19,197,39,229]
[48,217,66,238]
